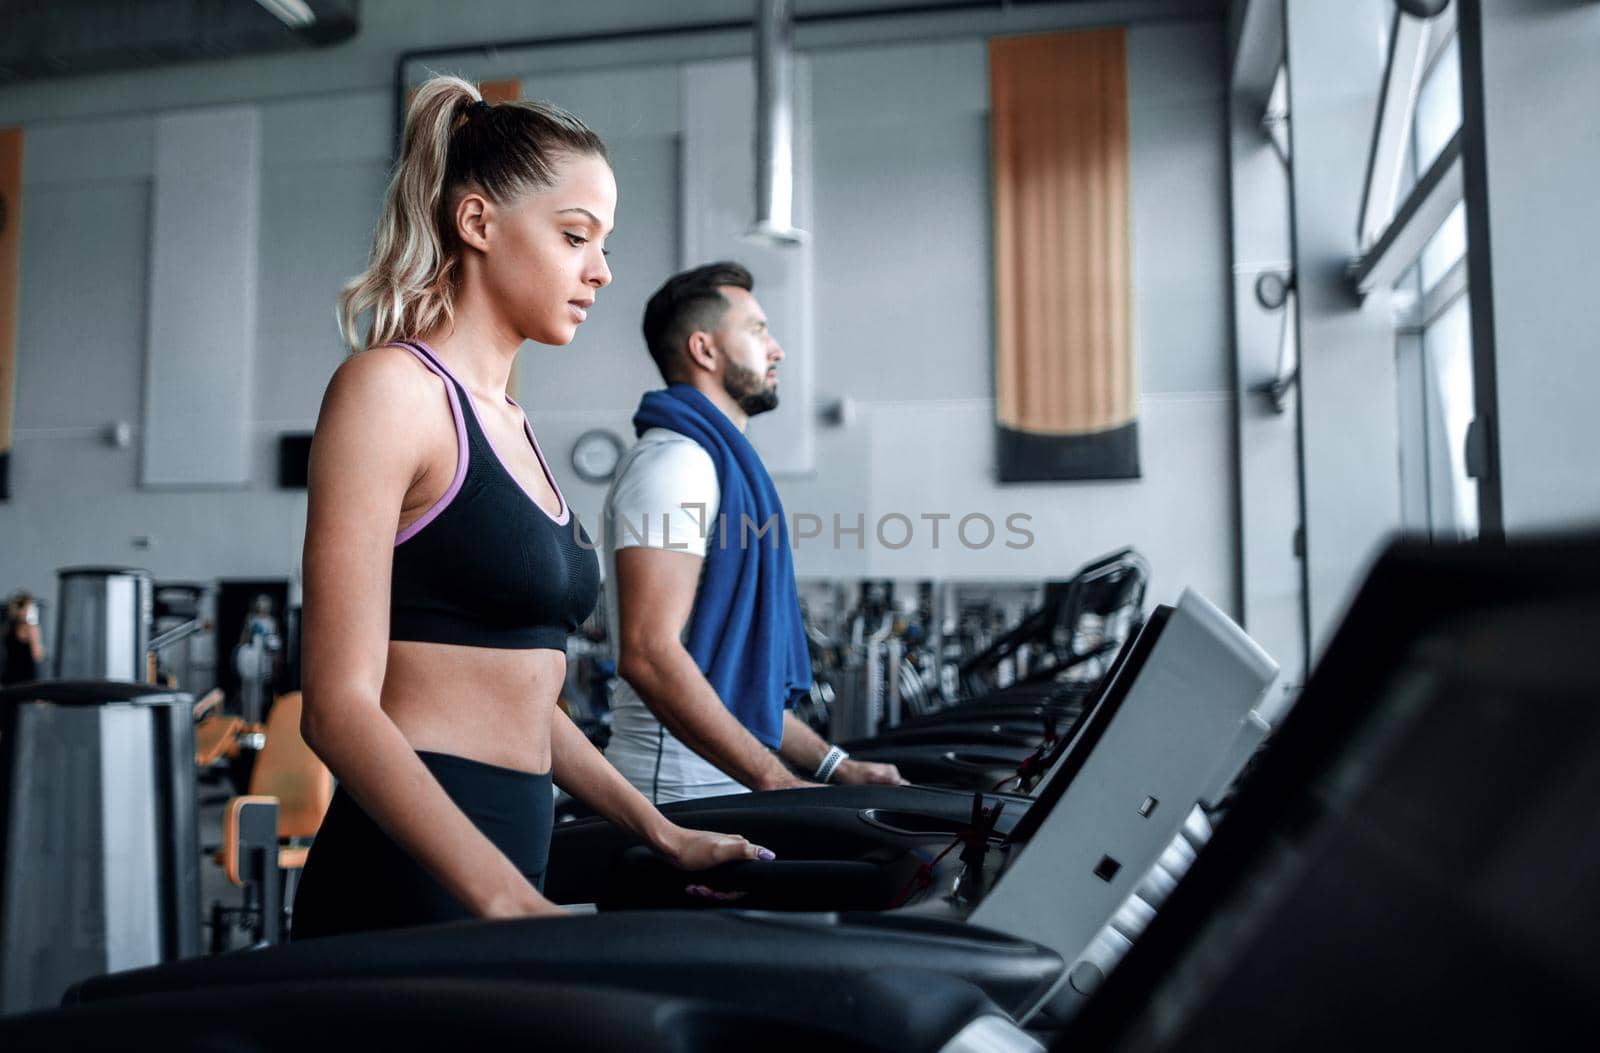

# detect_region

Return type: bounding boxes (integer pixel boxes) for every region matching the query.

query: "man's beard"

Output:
[723,359,780,416]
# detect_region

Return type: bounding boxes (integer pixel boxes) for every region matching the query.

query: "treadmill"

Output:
[539,622,1167,907]
[834,674,1099,755]
[837,548,1148,758]
[62,588,1276,1041]
[831,652,1127,790]
[1063,532,1600,1050]
[540,590,1277,999]
[952,547,1149,703]
[12,968,1036,1052]
[544,591,1275,904]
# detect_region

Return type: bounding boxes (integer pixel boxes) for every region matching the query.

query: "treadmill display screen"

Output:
[1004,606,1172,847]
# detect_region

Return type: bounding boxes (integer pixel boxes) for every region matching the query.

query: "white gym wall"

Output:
[0,1,1235,621]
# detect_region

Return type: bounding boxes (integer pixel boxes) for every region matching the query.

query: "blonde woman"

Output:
[291,77,771,939]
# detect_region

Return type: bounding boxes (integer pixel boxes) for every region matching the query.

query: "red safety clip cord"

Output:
[991,738,1052,793]
[888,795,1006,908]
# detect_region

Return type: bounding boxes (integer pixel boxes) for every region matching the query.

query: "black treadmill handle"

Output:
[617,845,875,884]
[940,750,1025,773]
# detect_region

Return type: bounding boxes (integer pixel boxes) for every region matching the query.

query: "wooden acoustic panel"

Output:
[479,79,522,106]
[991,30,1138,480]
[0,129,22,500]
[402,76,522,112]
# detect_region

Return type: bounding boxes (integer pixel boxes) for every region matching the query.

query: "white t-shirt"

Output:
[601,428,750,801]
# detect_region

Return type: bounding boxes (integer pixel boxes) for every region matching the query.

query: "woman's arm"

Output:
[549,709,773,868]
[299,349,560,919]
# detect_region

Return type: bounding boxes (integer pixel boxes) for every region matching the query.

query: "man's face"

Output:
[710,286,784,417]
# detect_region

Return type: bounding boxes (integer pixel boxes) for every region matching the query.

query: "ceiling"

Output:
[0,0,358,84]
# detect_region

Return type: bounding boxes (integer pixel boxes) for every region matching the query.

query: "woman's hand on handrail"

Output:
[654,825,776,870]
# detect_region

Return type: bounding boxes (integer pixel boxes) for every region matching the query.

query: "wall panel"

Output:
[141,106,260,488]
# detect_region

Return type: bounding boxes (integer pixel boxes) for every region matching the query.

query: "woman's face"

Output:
[479,152,616,346]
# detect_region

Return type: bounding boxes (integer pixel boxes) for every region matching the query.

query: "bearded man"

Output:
[601,261,905,802]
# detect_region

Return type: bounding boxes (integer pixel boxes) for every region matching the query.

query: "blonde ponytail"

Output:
[337,75,607,353]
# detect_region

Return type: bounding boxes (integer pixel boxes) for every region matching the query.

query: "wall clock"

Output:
[570,428,625,484]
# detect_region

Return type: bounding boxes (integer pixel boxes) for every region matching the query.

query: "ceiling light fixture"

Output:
[253,0,316,29]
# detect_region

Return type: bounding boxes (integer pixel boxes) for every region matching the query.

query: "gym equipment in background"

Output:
[52,567,154,681]
[0,680,201,1014]
[205,692,332,951]
[812,549,1149,749]
[955,548,1148,701]
[150,582,218,697]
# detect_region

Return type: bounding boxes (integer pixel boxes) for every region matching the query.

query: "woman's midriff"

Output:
[380,640,565,774]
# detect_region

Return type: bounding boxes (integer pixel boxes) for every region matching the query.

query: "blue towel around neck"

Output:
[632,384,812,749]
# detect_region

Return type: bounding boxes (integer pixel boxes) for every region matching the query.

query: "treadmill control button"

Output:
[1069,960,1106,995]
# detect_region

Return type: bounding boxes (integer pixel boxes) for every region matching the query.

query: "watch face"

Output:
[571,429,624,483]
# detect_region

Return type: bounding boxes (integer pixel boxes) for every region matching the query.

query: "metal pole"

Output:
[751,0,807,245]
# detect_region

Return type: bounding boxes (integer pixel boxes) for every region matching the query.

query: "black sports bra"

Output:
[387,340,599,651]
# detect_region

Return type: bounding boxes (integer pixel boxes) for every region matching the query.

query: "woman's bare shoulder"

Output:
[309,348,445,520]
[332,344,439,399]
[320,344,445,425]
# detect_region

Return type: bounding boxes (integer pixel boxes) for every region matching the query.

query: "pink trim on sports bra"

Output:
[396,340,572,528]
[391,343,469,546]
[503,392,572,527]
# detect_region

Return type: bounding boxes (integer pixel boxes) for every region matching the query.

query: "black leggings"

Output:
[290,750,553,941]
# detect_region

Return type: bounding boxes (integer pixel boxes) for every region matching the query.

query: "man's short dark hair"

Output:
[641,261,754,382]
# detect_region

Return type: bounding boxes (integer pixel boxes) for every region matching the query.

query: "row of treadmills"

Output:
[5,533,1597,1051]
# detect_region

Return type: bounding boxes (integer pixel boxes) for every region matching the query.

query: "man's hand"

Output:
[832,759,909,786]
[659,825,777,870]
